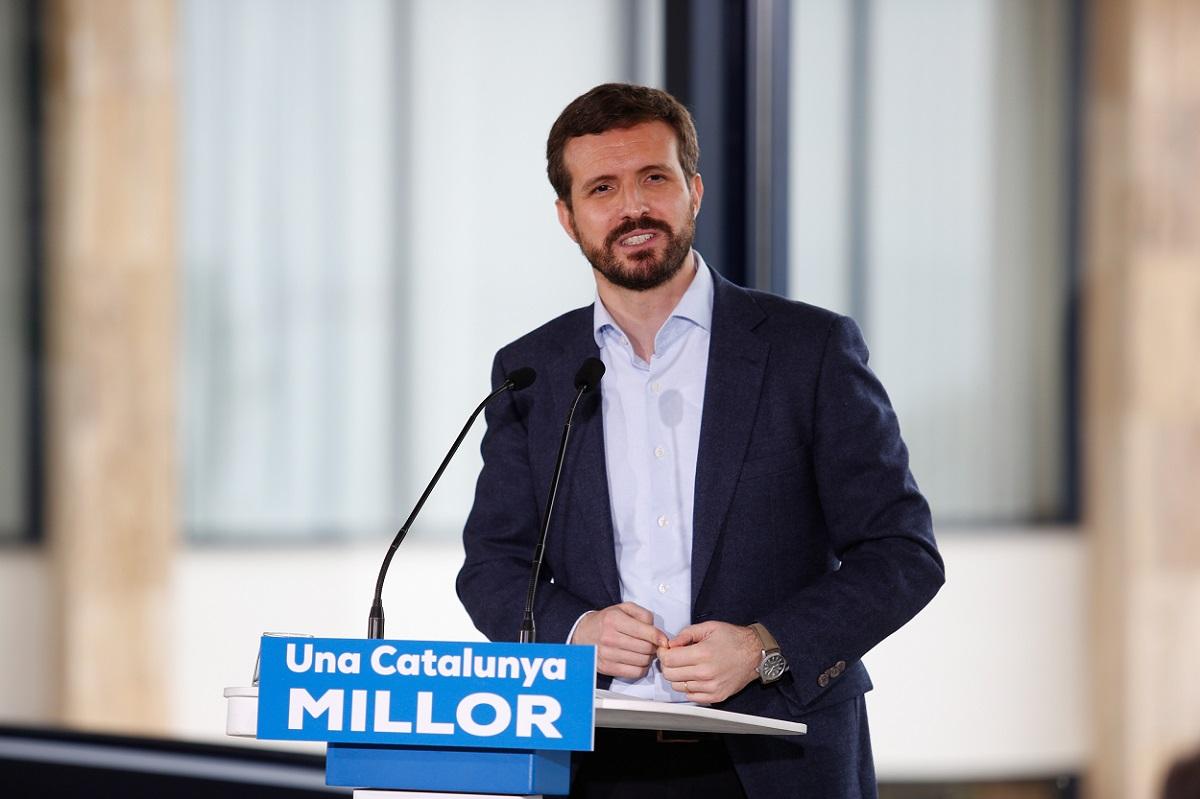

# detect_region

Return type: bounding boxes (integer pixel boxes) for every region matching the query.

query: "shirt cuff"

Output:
[566,611,596,644]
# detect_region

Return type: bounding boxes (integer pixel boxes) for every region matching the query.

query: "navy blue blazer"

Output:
[457,268,944,794]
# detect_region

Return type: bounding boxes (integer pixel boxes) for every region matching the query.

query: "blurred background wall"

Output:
[0,1,1197,798]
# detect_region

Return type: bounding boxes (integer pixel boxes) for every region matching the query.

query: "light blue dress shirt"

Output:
[588,254,713,701]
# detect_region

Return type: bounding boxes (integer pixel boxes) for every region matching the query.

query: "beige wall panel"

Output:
[1129,261,1200,419]
[1085,0,1200,797]
[1131,0,1200,254]
[44,0,176,734]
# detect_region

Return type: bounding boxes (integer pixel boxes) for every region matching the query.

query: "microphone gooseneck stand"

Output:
[367,367,536,639]
[519,358,604,643]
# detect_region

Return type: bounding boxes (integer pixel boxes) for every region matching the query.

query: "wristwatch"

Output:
[750,622,788,684]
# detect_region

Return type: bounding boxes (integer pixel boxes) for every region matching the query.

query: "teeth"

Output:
[623,233,654,246]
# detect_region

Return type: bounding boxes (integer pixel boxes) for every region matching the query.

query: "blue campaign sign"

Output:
[256,637,596,752]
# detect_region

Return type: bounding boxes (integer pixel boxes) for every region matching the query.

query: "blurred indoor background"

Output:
[0,0,1197,797]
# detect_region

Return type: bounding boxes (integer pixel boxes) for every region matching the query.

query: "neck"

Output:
[596,251,697,362]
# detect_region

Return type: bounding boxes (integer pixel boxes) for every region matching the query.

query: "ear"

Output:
[555,198,579,243]
[690,173,704,218]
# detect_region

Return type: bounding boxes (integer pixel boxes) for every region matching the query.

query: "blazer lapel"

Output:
[691,275,768,604]
[549,313,622,607]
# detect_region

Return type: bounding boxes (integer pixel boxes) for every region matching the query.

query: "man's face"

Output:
[556,121,703,292]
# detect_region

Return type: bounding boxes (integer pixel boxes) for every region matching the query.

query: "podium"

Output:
[226,636,805,797]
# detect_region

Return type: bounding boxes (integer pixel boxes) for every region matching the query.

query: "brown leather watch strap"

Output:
[750,622,779,652]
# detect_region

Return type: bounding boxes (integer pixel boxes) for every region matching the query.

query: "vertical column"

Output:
[1084,0,1200,796]
[43,0,176,732]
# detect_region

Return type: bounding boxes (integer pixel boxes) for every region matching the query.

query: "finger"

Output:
[672,679,720,699]
[601,630,658,657]
[658,643,706,670]
[615,602,655,625]
[669,679,714,692]
[612,604,669,647]
[661,663,710,682]
[611,613,668,648]
[598,660,650,680]
[598,644,656,668]
[686,690,725,705]
[668,624,708,648]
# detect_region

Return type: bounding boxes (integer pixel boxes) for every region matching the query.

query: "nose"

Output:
[619,183,649,219]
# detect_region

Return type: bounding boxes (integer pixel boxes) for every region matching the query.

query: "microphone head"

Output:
[574,357,606,393]
[506,367,537,391]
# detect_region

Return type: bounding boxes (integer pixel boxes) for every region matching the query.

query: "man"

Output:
[457,84,944,798]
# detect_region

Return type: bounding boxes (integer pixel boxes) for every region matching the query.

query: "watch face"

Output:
[760,652,787,682]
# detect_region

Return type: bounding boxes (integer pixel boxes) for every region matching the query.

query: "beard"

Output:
[573,212,695,292]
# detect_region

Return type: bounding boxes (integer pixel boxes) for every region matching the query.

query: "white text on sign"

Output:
[287,688,564,738]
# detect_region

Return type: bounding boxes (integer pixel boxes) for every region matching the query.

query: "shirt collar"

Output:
[592,251,715,348]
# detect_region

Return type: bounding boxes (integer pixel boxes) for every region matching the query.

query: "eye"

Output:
[646,173,667,184]
[591,183,612,195]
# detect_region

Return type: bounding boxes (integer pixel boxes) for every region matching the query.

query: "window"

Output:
[789,0,1073,523]
[181,0,663,540]
[0,1,32,542]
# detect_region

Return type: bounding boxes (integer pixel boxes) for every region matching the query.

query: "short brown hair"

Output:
[546,83,700,205]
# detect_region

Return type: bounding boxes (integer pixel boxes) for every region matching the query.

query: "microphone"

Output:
[518,357,605,643]
[574,357,605,393]
[367,366,536,638]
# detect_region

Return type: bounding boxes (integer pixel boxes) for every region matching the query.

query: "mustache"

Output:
[604,215,673,248]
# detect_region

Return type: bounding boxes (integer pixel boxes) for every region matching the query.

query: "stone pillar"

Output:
[1084,0,1200,797]
[43,0,176,733]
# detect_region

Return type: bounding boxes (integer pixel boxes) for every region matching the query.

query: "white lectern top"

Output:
[224,687,805,738]
[592,690,805,735]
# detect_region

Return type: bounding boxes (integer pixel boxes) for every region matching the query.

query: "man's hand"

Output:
[658,622,761,704]
[571,602,669,680]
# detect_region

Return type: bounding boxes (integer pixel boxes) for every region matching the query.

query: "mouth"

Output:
[618,231,657,248]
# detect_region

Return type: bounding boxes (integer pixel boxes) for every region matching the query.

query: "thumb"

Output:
[668,624,706,648]
[618,602,655,625]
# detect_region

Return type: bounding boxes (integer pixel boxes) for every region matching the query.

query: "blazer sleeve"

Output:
[757,315,945,709]
[456,351,596,644]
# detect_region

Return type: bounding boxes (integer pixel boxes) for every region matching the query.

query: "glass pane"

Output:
[181,0,663,539]
[789,0,1069,523]
[0,2,27,541]
[181,0,404,539]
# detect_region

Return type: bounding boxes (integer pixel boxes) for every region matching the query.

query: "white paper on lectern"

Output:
[593,689,805,736]
[224,687,805,739]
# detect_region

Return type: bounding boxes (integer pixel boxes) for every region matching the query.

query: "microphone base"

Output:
[367,616,385,640]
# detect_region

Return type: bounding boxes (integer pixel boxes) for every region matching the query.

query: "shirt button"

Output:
[658,583,668,594]
[654,446,665,458]
[650,382,662,395]
[657,515,668,528]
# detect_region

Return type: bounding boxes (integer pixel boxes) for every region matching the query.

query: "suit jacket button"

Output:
[834,660,846,676]
[818,673,830,688]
